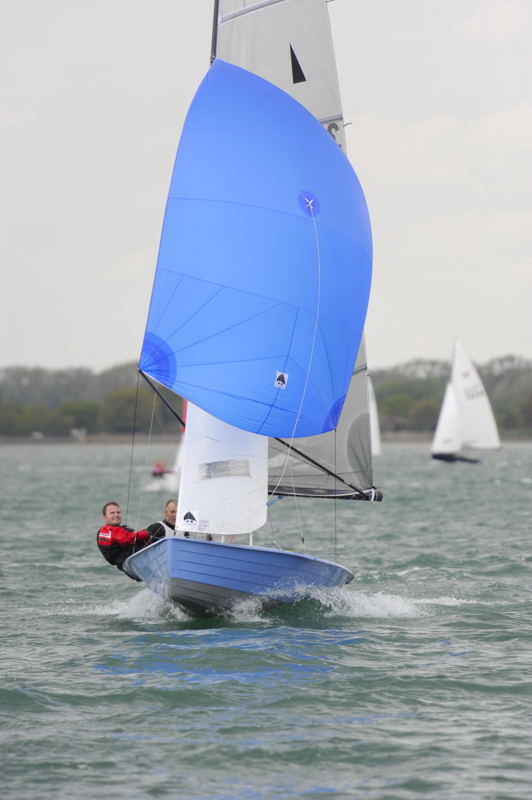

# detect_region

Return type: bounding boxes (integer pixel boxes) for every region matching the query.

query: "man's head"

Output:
[164,499,177,526]
[102,502,122,524]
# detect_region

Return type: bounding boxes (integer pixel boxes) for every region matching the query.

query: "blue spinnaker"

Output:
[140,59,372,438]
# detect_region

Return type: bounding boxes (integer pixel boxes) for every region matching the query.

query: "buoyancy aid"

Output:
[96,524,151,570]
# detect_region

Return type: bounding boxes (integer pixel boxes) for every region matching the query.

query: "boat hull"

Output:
[432,452,480,464]
[124,537,353,617]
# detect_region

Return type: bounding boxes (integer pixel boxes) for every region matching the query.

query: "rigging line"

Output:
[135,392,158,526]
[285,467,305,545]
[268,199,322,497]
[293,478,304,545]
[126,372,141,528]
[138,369,186,427]
[334,427,337,560]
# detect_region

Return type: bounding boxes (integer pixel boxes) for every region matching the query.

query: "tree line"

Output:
[0,363,181,437]
[0,355,531,438]
[372,355,532,435]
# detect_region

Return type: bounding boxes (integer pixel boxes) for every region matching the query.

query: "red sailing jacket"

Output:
[96,524,151,571]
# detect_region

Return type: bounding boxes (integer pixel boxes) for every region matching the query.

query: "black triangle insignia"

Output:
[290,45,306,84]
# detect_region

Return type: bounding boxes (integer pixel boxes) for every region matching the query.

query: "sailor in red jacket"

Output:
[97,501,152,579]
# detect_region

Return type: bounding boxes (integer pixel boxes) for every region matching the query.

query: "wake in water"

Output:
[84,585,476,627]
[253,589,477,626]
[90,588,191,623]
[223,586,424,623]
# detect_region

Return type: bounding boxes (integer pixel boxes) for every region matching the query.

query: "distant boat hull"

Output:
[432,452,481,464]
[124,537,353,617]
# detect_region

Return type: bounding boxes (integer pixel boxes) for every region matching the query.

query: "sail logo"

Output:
[275,371,288,389]
[183,511,197,526]
[289,44,306,84]
[464,384,485,400]
[298,190,320,217]
[325,120,344,150]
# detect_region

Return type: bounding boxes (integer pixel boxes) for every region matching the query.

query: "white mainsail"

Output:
[216,0,347,148]
[216,0,375,498]
[431,341,500,458]
[431,382,461,456]
[451,341,500,449]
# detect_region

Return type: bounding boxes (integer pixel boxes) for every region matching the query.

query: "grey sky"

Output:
[1,0,530,371]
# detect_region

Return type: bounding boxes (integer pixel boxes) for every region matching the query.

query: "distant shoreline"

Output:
[1,432,530,445]
[0,433,175,445]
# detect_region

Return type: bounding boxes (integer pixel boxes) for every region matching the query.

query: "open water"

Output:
[1,440,531,800]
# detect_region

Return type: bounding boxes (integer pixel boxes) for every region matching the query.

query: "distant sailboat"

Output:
[368,376,381,456]
[431,341,500,463]
[148,401,187,492]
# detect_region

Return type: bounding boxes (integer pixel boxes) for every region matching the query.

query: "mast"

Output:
[210,0,220,64]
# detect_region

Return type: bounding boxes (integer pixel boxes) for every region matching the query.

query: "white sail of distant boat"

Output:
[148,400,187,492]
[125,0,382,616]
[431,341,500,463]
[368,376,381,456]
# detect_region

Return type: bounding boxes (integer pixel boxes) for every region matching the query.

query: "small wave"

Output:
[226,596,266,623]
[143,480,167,493]
[264,587,476,621]
[320,588,425,618]
[230,586,426,621]
[415,595,476,607]
[90,589,190,622]
[395,566,423,576]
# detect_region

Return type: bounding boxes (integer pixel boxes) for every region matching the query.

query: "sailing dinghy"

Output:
[431,341,500,463]
[125,0,382,616]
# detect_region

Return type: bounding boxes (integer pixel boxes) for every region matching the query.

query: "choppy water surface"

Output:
[1,441,531,799]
